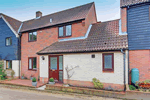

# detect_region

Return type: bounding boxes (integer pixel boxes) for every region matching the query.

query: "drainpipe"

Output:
[18,34,21,79]
[121,49,126,91]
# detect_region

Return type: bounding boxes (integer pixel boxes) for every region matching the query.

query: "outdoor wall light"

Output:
[42,56,45,60]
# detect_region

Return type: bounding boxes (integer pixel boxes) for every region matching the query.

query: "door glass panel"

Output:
[59,71,63,82]
[50,57,57,70]
[59,56,63,70]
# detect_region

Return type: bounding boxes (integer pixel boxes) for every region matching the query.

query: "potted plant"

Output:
[22,74,24,79]
[49,77,55,85]
[32,77,37,86]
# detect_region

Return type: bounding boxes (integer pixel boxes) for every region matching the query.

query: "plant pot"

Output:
[32,82,37,86]
[21,76,24,79]
[49,82,55,85]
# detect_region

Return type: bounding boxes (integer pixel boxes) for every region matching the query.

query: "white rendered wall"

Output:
[12,60,20,77]
[63,51,128,85]
[39,55,49,78]
[5,60,20,77]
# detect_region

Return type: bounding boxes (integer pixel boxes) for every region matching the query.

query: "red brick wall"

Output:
[21,27,58,79]
[121,8,127,33]
[129,50,150,83]
[21,4,97,80]
[85,3,97,32]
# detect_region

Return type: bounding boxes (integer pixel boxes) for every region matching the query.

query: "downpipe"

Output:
[121,49,126,92]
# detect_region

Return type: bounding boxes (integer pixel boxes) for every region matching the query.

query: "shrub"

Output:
[11,70,15,79]
[0,69,7,80]
[49,78,54,82]
[129,85,136,90]
[92,78,103,89]
[32,77,36,82]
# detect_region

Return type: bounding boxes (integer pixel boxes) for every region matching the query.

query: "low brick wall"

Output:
[46,84,125,98]
[63,79,124,91]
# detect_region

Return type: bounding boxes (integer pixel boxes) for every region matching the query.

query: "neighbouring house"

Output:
[120,0,150,83]
[0,13,22,78]
[18,2,129,91]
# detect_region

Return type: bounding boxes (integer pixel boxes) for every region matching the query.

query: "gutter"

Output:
[121,49,126,91]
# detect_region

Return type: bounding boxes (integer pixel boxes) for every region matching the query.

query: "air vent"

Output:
[91,54,95,58]
[50,18,52,23]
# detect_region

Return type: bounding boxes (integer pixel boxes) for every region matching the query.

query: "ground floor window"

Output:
[28,57,37,70]
[102,53,114,72]
[6,60,12,69]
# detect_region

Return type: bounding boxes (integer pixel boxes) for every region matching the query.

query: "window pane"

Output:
[104,55,112,69]
[6,38,11,46]
[9,38,12,45]
[50,57,57,70]
[8,38,10,45]
[59,71,63,82]
[59,56,63,70]
[59,27,63,37]
[29,59,32,69]
[66,25,71,36]
[33,32,37,41]
[29,33,32,41]
[33,58,36,69]
[6,38,9,45]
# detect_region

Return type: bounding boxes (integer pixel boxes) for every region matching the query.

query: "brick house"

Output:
[17,2,129,91]
[120,0,150,83]
[0,13,22,78]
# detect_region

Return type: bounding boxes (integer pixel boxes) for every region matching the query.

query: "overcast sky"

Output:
[0,0,120,22]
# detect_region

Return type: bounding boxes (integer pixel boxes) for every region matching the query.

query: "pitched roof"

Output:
[20,2,94,32]
[0,13,22,33]
[37,19,128,55]
[120,0,150,7]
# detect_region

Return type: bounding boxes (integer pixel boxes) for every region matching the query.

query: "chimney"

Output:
[121,7,127,33]
[36,11,42,18]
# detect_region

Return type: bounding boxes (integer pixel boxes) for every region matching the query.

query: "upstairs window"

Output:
[59,25,72,37]
[29,32,37,42]
[102,53,114,72]
[28,57,37,70]
[6,37,12,46]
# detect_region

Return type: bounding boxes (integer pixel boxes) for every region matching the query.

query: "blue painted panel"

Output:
[0,18,19,60]
[127,4,150,50]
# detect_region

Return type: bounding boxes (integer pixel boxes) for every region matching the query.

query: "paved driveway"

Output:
[0,87,120,100]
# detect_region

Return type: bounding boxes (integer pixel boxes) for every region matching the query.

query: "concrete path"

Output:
[0,87,120,100]
[36,85,46,90]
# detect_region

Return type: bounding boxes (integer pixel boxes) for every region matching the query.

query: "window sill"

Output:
[58,35,71,38]
[28,69,37,71]
[103,70,114,73]
[28,40,37,42]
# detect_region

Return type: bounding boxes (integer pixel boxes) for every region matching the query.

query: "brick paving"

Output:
[0,79,46,87]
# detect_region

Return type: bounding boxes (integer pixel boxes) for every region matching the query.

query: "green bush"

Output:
[92,78,103,89]
[129,85,136,90]
[11,70,15,79]
[32,77,36,82]
[49,78,54,82]
[0,69,7,80]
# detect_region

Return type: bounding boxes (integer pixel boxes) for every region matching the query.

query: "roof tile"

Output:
[20,2,94,32]
[37,19,128,54]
